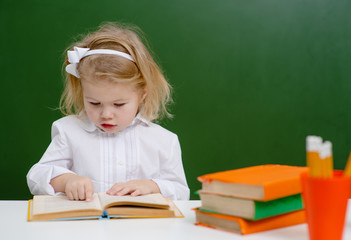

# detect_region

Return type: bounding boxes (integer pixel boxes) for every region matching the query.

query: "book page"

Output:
[32,193,102,215]
[98,192,169,209]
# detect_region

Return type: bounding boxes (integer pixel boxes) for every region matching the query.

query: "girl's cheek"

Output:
[85,109,98,121]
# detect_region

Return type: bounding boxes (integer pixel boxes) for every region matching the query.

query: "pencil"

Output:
[306,136,322,177]
[306,136,333,178]
[320,141,333,178]
[344,151,351,177]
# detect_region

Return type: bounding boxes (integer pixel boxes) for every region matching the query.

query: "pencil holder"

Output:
[301,171,351,240]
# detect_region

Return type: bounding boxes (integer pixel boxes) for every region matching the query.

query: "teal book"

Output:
[198,191,303,221]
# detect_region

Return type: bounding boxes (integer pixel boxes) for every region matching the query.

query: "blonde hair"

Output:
[59,22,172,121]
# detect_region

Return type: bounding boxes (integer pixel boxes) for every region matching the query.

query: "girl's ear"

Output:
[140,89,147,103]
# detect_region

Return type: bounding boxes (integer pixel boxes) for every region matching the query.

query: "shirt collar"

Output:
[77,114,97,132]
[77,112,150,133]
[131,113,151,127]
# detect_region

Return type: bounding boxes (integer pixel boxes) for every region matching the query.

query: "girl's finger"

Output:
[85,183,94,202]
[130,189,141,197]
[66,191,74,201]
[78,185,86,200]
[71,188,79,201]
[107,184,123,195]
[116,186,132,196]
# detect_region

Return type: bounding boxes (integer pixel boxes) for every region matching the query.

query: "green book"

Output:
[198,191,303,221]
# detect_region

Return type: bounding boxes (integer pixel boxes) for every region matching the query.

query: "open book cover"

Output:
[28,193,183,221]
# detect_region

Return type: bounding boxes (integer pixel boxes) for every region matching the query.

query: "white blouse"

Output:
[26,115,190,200]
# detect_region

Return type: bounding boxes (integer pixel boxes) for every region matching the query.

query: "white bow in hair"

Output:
[65,46,135,78]
[65,47,90,78]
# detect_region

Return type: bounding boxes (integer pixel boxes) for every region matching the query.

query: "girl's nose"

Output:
[101,106,114,119]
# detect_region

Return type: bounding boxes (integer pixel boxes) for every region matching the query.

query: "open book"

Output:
[28,193,183,221]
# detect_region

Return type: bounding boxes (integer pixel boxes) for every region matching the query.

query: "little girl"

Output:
[27,22,189,201]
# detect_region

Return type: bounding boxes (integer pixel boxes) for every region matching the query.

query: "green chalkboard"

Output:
[1,0,351,200]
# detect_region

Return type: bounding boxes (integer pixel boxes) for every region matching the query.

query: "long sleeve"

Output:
[151,135,190,200]
[26,121,75,195]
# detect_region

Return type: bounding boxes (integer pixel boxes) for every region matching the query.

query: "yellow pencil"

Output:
[306,136,333,178]
[306,136,323,177]
[344,151,351,177]
[320,141,333,178]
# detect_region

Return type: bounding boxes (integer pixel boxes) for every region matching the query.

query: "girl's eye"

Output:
[114,103,125,107]
[90,102,100,106]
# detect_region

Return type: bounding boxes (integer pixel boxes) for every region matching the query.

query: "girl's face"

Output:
[81,79,146,133]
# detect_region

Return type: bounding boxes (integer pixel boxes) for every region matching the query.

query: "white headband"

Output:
[65,46,135,78]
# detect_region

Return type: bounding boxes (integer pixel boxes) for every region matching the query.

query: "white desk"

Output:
[1,200,351,240]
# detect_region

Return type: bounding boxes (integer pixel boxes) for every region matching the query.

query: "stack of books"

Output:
[194,164,308,235]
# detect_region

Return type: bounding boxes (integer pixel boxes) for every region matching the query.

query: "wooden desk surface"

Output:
[1,200,350,240]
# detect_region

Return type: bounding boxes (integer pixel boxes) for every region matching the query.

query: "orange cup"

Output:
[301,171,351,240]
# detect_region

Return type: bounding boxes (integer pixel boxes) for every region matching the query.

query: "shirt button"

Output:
[118,161,124,165]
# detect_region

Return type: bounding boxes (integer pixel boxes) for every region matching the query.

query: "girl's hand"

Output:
[65,175,94,201]
[106,179,160,197]
[50,173,94,202]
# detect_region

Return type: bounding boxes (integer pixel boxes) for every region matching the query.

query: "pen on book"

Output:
[343,151,351,177]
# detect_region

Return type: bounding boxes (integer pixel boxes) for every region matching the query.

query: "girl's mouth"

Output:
[101,124,117,129]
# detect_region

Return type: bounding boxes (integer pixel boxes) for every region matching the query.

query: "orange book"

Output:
[194,208,306,235]
[198,165,308,201]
